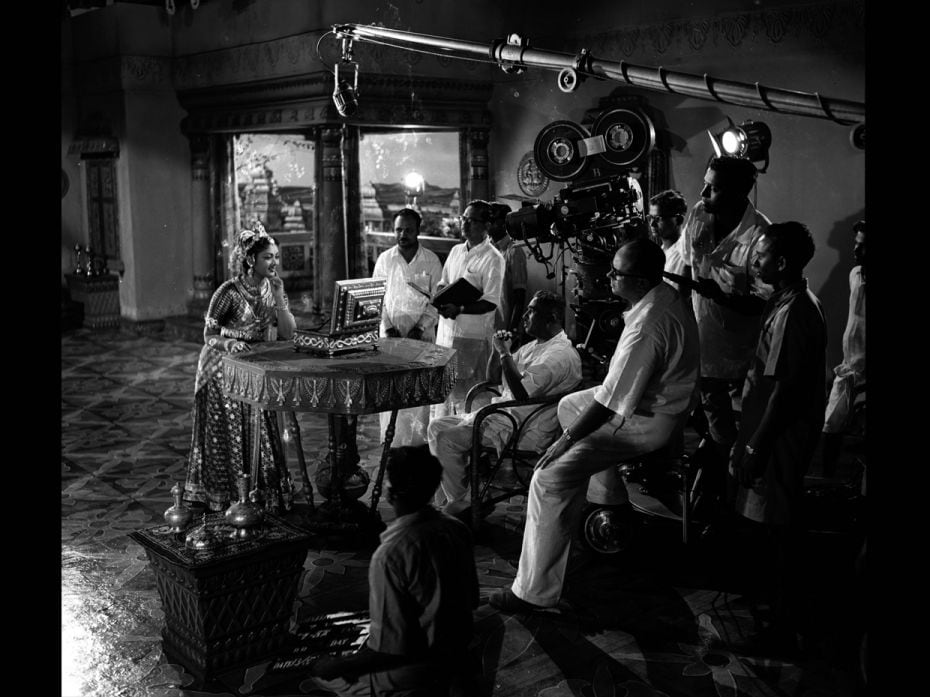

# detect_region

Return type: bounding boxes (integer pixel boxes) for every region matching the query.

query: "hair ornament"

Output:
[238,221,269,251]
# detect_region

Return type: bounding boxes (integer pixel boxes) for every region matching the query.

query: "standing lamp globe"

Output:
[403,171,425,208]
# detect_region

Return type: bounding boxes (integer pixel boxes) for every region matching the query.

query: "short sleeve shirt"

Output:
[662,236,689,290]
[436,238,505,343]
[367,507,479,658]
[681,200,772,379]
[593,282,700,418]
[488,330,582,446]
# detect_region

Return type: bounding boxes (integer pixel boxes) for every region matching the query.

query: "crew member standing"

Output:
[682,156,772,516]
[372,208,443,446]
[433,200,505,419]
[489,202,528,343]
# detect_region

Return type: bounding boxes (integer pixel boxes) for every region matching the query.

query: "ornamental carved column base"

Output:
[187,274,214,319]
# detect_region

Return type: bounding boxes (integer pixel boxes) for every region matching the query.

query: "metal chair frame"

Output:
[463,381,582,530]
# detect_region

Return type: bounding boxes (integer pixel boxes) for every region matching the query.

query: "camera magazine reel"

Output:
[533,120,592,182]
[590,107,656,169]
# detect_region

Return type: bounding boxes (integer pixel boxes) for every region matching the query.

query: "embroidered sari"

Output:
[184,277,295,512]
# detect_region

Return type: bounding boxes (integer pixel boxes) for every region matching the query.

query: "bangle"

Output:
[275,305,288,312]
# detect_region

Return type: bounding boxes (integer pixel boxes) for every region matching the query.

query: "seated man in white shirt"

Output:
[490,239,700,613]
[427,290,582,517]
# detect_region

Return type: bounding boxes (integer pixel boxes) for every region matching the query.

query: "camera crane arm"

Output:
[331,23,864,125]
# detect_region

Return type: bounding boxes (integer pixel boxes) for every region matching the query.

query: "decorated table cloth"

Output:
[221,337,457,415]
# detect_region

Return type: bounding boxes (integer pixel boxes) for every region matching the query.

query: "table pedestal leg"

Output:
[285,411,315,510]
[304,413,383,543]
[369,409,399,516]
[249,405,262,502]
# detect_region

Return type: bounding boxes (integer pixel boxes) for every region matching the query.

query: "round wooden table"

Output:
[221,338,456,539]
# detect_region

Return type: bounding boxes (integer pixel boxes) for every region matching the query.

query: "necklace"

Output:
[237,275,267,314]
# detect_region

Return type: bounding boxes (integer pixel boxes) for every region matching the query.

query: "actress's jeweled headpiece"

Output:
[229,220,271,272]
[237,221,269,254]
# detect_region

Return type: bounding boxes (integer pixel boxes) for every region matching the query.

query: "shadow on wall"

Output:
[818,209,865,374]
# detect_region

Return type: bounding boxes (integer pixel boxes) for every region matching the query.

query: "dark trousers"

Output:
[699,376,744,508]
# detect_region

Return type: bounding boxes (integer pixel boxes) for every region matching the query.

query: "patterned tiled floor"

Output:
[61,328,866,697]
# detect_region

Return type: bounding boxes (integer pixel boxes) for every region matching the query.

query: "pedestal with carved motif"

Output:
[129,513,312,683]
[65,273,121,329]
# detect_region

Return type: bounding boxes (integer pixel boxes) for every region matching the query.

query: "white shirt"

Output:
[436,237,505,343]
[835,266,865,382]
[681,200,772,379]
[372,245,443,338]
[493,330,582,446]
[662,235,688,290]
[450,330,582,452]
[594,282,700,418]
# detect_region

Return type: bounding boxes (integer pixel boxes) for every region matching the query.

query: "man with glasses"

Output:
[681,157,772,524]
[490,239,699,613]
[648,189,690,296]
[432,200,506,419]
[427,290,582,517]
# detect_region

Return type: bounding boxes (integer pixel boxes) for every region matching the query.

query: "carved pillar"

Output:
[342,127,365,279]
[465,128,490,203]
[188,134,214,317]
[316,125,347,314]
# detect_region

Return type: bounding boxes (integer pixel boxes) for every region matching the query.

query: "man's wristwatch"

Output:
[458,304,465,316]
[744,443,757,456]
[562,428,576,444]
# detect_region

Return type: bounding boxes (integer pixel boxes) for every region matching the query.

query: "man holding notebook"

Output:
[432,199,505,419]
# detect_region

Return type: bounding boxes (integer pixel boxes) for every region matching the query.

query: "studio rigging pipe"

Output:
[332,24,864,125]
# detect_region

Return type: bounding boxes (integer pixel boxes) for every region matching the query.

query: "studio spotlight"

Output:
[708,117,772,173]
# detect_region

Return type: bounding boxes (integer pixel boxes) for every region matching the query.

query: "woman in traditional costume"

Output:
[184,222,297,512]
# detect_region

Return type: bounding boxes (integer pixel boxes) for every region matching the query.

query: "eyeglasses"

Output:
[460,215,488,225]
[646,214,676,224]
[606,268,649,280]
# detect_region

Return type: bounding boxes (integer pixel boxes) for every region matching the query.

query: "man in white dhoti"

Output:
[372,208,443,446]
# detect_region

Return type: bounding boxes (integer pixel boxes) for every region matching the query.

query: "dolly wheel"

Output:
[582,505,636,554]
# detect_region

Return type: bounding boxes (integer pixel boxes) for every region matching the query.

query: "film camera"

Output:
[505,107,656,363]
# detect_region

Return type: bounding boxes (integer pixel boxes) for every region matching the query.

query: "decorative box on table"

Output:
[129,512,312,682]
[293,278,385,356]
